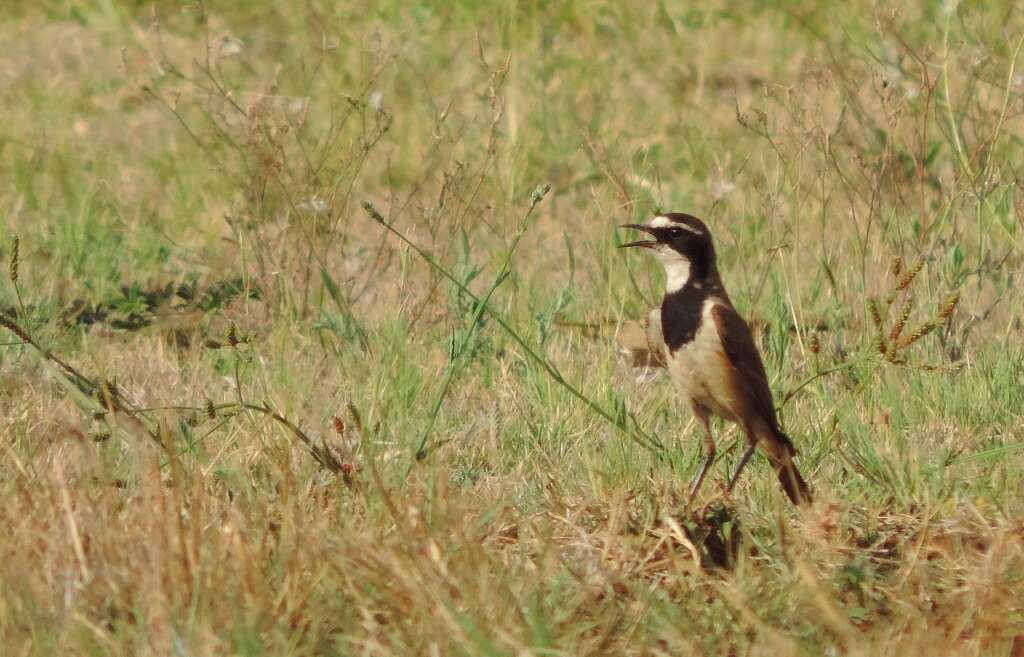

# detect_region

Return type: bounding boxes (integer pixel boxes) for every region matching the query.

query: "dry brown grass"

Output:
[2,1,1024,655]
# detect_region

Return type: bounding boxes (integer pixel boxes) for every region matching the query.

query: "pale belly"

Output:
[664,304,742,423]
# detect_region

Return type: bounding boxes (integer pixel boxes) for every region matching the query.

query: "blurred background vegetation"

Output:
[1,1,1023,655]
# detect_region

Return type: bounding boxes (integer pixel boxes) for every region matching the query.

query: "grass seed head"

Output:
[886,353,907,365]
[938,292,960,321]
[897,320,939,349]
[98,379,120,412]
[0,313,30,342]
[362,201,385,223]
[346,401,363,434]
[890,256,903,278]
[868,299,883,332]
[889,299,914,342]
[9,236,18,283]
[896,258,926,291]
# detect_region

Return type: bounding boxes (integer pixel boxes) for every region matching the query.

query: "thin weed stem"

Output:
[364,200,667,457]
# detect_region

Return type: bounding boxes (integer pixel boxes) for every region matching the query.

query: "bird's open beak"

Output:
[618,224,658,249]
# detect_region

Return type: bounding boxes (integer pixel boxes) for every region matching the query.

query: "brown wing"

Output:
[710,303,779,427]
[712,304,808,503]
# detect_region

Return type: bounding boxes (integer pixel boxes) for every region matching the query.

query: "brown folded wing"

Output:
[710,303,780,431]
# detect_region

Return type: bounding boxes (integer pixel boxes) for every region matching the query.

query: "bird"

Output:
[619,212,811,505]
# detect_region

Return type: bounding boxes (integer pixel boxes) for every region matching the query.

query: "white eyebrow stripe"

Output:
[647,215,702,233]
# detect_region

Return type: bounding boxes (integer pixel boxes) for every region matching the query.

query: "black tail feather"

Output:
[766,429,811,505]
[774,458,812,505]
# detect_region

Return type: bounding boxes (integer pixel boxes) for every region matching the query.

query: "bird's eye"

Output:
[667,227,683,239]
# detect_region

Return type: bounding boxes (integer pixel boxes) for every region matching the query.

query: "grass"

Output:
[1,1,1024,654]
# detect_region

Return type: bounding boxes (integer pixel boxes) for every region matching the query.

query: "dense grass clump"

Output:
[2,2,1023,655]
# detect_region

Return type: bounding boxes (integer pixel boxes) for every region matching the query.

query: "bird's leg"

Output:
[727,442,757,492]
[688,412,716,499]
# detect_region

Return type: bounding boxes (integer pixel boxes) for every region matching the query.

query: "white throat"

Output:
[660,254,692,294]
[646,214,701,294]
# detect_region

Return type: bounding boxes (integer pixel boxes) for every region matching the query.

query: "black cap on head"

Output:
[620,213,716,277]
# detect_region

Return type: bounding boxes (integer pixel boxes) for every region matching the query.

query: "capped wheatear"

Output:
[620,213,810,504]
